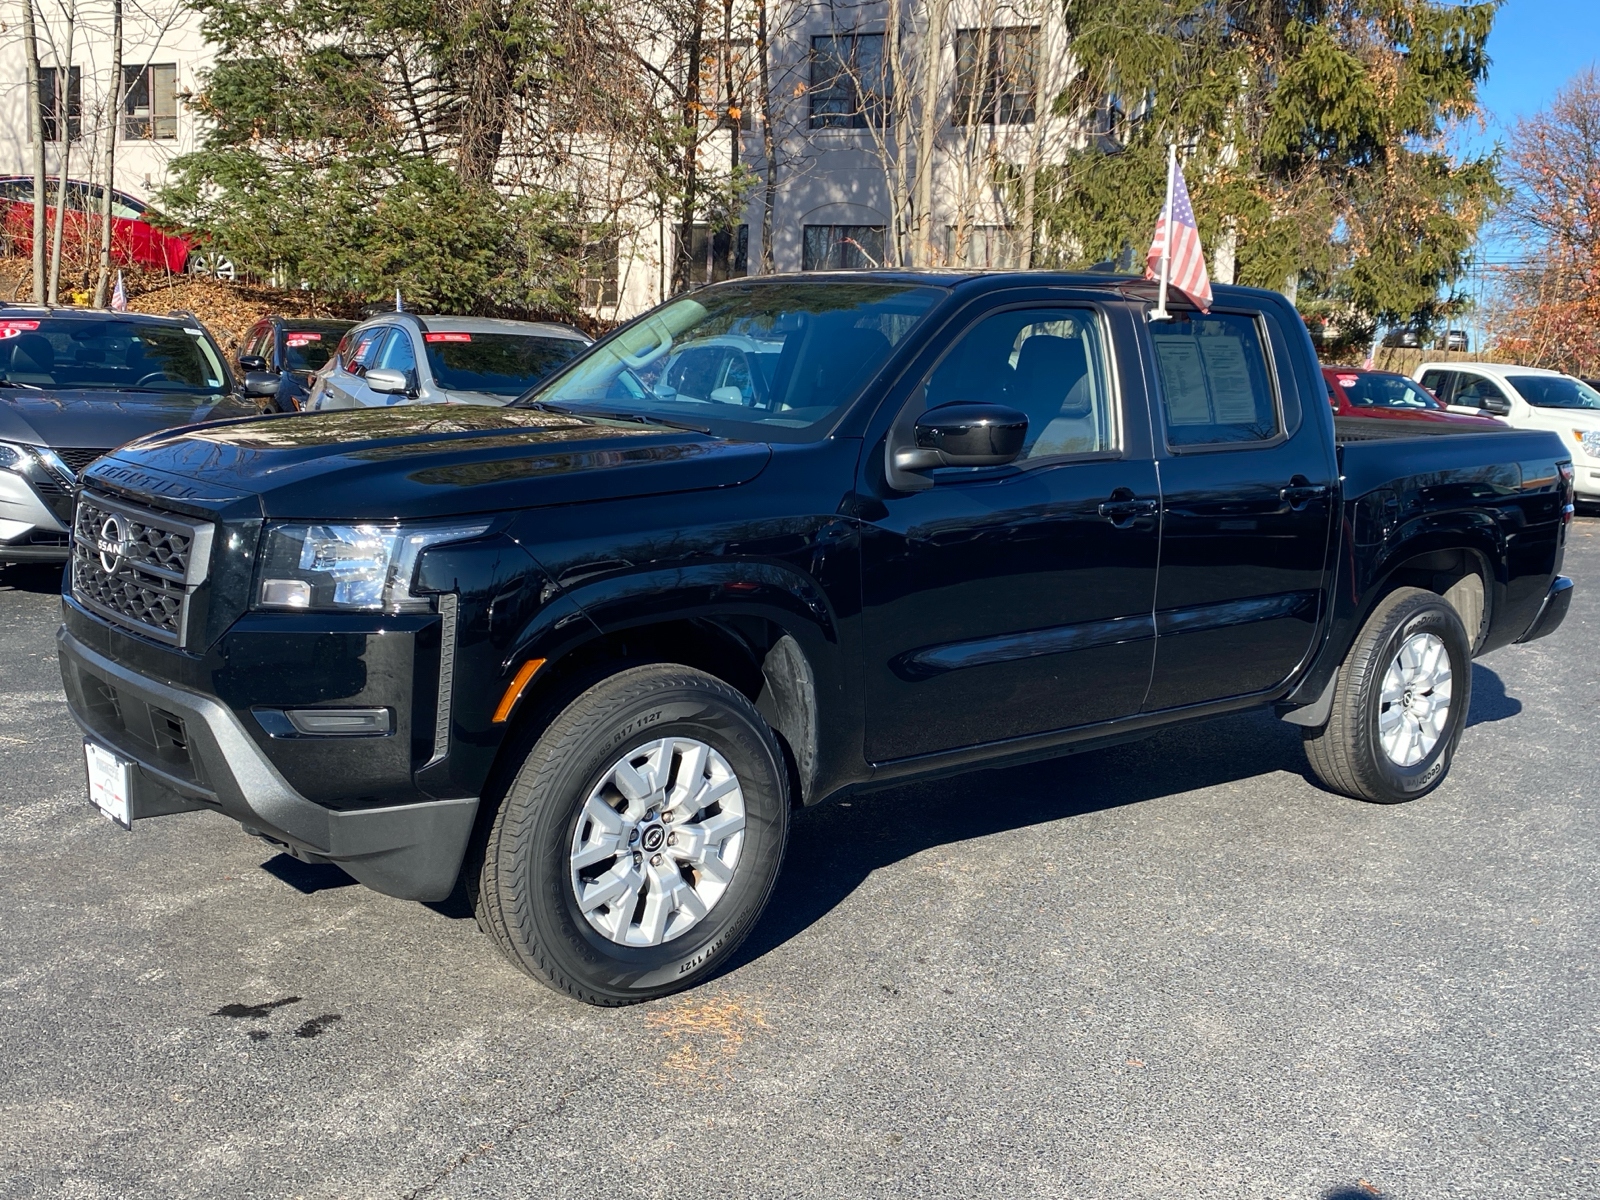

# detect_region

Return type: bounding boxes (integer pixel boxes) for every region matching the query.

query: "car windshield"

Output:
[1507,375,1600,410]
[425,332,588,396]
[282,324,349,375]
[1336,373,1442,410]
[0,316,226,395]
[520,281,944,437]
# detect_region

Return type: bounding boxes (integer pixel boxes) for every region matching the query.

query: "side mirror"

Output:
[242,370,280,398]
[238,355,267,373]
[1482,395,1511,416]
[709,385,744,405]
[365,367,409,396]
[890,402,1028,490]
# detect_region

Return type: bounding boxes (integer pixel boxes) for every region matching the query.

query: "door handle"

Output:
[1279,480,1330,510]
[1098,494,1158,527]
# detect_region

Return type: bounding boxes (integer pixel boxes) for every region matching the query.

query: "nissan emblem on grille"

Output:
[96,514,129,574]
[70,493,212,647]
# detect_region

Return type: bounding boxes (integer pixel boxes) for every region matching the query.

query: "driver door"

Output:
[859,299,1161,762]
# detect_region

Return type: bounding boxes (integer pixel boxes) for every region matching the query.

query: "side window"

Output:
[1453,376,1508,407]
[377,328,417,373]
[349,329,388,377]
[1149,312,1280,447]
[1418,369,1452,402]
[923,306,1116,460]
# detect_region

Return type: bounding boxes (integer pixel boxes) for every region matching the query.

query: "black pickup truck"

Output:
[57,273,1575,1005]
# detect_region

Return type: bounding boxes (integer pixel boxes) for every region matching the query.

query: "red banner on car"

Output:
[425,332,472,343]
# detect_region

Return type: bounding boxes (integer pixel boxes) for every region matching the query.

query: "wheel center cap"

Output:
[640,825,666,853]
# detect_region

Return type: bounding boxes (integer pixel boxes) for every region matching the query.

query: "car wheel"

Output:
[1303,587,1473,804]
[187,251,236,281]
[474,663,790,1005]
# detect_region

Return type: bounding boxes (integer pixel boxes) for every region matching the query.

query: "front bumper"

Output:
[0,470,70,562]
[58,625,477,901]
[1515,575,1574,645]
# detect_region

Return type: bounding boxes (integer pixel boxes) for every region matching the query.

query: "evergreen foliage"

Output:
[159,0,617,312]
[1037,0,1502,337]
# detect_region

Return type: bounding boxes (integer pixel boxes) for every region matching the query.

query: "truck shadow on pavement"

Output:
[724,665,1523,974]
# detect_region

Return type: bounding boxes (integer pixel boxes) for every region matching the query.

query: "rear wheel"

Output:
[1303,587,1473,804]
[475,664,790,1005]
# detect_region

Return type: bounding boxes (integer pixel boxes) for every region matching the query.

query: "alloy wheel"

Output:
[1378,631,1453,766]
[569,737,746,947]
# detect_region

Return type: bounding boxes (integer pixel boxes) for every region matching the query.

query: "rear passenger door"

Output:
[1142,307,1337,711]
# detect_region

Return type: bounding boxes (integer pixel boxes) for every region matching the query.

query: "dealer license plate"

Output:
[84,741,132,830]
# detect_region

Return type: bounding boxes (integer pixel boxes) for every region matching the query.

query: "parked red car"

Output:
[1320,366,1505,428]
[0,177,230,278]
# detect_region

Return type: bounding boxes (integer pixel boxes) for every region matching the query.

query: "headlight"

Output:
[256,521,491,612]
[0,441,34,472]
[1578,429,1600,459]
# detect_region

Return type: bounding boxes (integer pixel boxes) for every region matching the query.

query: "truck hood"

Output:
[98,405,773,519]
[0,389,257,450]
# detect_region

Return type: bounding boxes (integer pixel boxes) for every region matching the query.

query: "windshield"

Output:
[1507,375,1600,410]
[520,282,945,437]
[1334,373,1443,410]
[425,332,588,396]
[0,316,227,395]
[283,325,349,375]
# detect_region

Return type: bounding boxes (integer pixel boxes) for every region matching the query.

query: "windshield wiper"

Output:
[574,409,714,435]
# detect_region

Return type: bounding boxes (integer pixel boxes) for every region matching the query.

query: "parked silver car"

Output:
[305,313,590,410]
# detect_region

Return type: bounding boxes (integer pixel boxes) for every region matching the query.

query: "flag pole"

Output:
[1152,143,1178,322]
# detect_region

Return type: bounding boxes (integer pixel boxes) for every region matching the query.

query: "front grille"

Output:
[71,492,213,646]
[56,448,106,475]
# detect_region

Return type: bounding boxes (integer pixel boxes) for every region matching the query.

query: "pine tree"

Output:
[1035,0,1501,338]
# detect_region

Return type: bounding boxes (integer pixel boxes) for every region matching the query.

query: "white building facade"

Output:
[2,0,1083,318]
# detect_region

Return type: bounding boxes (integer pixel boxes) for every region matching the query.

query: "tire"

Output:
[1304,587,1473,804]
[475,664,790,1005]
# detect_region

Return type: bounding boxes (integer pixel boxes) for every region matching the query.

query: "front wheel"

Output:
[1303,587,1473,804]
[474,664,790,1005]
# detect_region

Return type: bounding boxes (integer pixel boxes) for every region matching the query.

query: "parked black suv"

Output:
[236,315,355,413]
[1,306,254,565]
[58,273,1574,1005]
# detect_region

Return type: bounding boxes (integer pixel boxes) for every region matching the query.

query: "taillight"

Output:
[1558,462,1575,524]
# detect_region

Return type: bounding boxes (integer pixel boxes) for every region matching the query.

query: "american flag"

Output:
[1145,159,1213,312]
[110,271,127,312]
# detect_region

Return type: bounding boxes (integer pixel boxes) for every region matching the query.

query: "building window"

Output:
[946,225,1024,268]
[810,33,889,129]
[710,40,755,131]
[802,225,885,270]
[123,64,179,140]
[953,26,1038,125]
[578,236,620,307]
[38,66,82,141]
[678,223,749,286]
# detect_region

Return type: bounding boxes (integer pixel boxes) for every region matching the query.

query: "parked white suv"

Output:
[1415,362,1600,503]
[306,314,590,411]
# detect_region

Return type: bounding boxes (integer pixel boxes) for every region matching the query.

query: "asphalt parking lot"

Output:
[1,521,1595,1200]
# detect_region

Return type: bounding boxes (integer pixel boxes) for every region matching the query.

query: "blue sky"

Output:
[1467,0,1599,255]
[1473,0,1600,143]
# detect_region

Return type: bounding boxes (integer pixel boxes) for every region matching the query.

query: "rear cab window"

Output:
[1148,311,1281,448]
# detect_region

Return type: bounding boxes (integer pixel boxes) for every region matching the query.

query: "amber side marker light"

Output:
[493,658,546,723]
